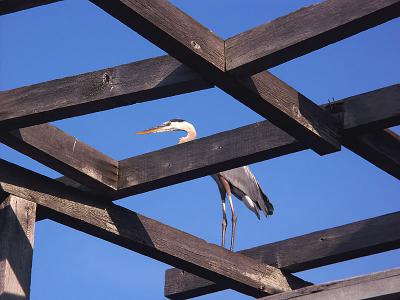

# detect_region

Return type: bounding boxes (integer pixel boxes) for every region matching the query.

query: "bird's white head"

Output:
[136,119,197,144]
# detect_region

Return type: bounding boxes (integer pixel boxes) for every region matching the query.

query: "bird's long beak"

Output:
[136,123,173,135]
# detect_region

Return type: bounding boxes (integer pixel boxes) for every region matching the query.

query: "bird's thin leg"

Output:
[227,194,237,251]
[218,175,236,251]
[221,195,227,249]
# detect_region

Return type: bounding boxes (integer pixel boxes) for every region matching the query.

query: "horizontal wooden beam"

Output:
[335,84,400,134]
[225,0,400,75]
[0,55,211,131]
[165,210,400,299]
[0,159,310,298]
[0,0,60,15]
[262,268,400,300]
[0,124,118,193]
[117,121,305,197]
[92,0,340,155]
[343,129,400,180]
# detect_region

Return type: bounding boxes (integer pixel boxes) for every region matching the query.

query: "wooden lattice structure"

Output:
[1,0,400,299]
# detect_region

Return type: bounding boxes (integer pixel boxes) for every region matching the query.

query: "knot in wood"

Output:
[102,73,111,84]
[190,40,201,50]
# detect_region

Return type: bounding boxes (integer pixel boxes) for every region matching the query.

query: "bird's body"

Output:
[137,119,273,251]
[212,167,274,219]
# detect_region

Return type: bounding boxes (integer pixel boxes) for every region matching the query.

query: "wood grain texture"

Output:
[165,211,400,299]
[91,0,340,155]
[0,159,310,298]
[118,121,305,197]
[343,129,400,180]
[0,195,36,300]
[0,55,212,131]
[0,124,118,193]
[339,84,400,134]
[234,71,340,154]
[261,268,400,300]
[226,0,400,75]
[90,0,225,72]
[0,0,60,15]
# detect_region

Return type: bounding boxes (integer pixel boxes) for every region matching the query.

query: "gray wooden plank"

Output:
[262,268,400,300]
[91,0,340,155]
[0,0,60,15]
[0,195,36,300]
[0,159,310,298]
[0,55,212,131]
[165,211,400,299]
[226,0,400,75]
[0,124,118,193]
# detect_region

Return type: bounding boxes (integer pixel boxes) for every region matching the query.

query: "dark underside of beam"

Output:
[164,210,400,299]
[0,0,60,15]
[343,129,400,180]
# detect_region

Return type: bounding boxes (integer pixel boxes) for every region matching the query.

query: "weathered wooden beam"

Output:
[117,120,305,197]
[0,159,310,298]
[0,195,36,300]
[0,124,118,193]
[0,0,60,15]
[225,0,400,75]
[165,210,400,299]
[262,268,400,300]
[344,129,400,180]
[0,55,212,131]
[91,0,340,155]
[334,84,400,134]
[91,0,225,73]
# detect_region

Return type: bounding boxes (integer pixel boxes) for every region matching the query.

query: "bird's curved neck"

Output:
[179,123,197,144]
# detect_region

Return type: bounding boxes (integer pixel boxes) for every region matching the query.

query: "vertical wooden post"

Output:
[0,195,36,300]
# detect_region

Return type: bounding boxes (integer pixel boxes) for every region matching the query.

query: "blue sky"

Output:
[1,1,399,299]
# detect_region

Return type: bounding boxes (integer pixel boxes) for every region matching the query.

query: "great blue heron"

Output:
[137,119,274,251]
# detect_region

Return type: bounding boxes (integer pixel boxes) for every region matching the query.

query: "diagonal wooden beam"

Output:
[0,124,118,193]
[0,55,212,131]
[225,0,400,76]
[343,129,400,180]
[91,0,340,155]
[0,0,60,15]
[0,159,311,298]
[165,211,400,299]
[261,268,400,300]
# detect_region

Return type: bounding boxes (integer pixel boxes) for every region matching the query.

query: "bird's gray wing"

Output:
[219,166,273,217]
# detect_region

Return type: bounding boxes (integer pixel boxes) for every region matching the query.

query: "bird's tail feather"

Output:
[259,187,274,217]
